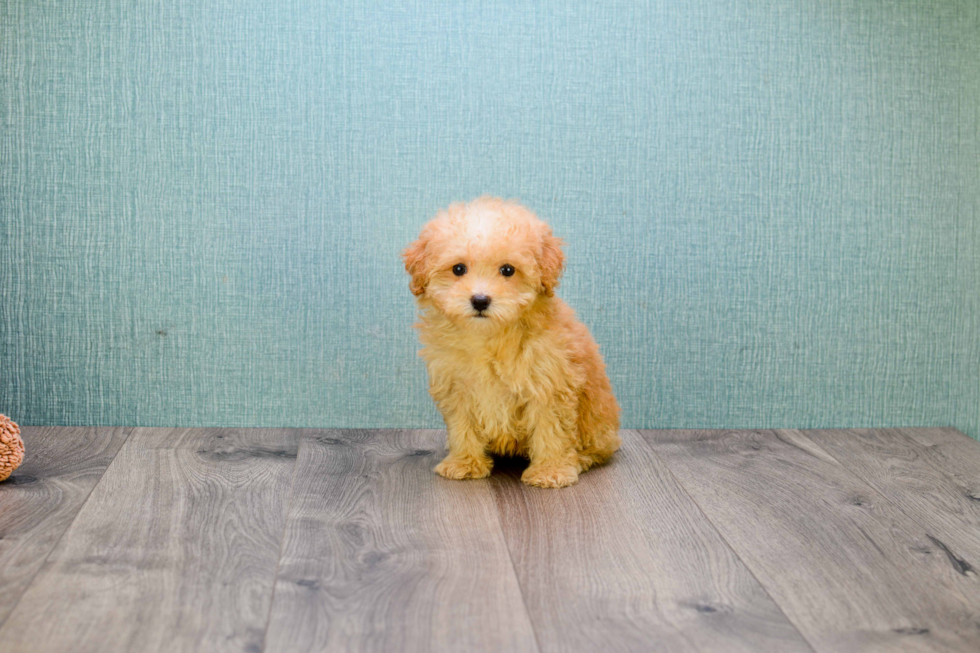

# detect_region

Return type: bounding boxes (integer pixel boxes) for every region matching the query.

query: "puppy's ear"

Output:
[401,235,430,297]
[538,228,566,297]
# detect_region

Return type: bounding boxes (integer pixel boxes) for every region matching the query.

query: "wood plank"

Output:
[805,428,980,576]
[640,429,980,652]
[0,427,298,653]
[0,426,131,627]
[490,430,813,653]
[263,429,540,653]
[899,427,980,493]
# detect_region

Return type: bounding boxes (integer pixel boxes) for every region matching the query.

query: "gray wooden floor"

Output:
[0,428,978,652]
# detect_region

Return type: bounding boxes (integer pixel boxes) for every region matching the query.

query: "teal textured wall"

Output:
[2,1,978,436]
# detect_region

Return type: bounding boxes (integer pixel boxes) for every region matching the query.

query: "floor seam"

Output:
[258,428,304,653]
[788,427,980,580]
[489,471,546,653]
[631,429,820,653]
[0,425,136,633]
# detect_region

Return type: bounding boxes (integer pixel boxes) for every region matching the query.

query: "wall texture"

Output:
[2,1,978,436]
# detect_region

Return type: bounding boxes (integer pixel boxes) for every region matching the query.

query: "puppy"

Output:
[402,197,621,488]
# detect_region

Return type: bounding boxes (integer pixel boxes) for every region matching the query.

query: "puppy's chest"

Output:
[465,350,525,400]
[423,325,538,418]
[460,354,529,434]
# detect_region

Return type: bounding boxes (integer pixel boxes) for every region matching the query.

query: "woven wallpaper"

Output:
[2,1,978,437]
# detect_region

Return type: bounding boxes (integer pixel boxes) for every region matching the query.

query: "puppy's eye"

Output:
[452,263,467,276]
[499,264,515,277]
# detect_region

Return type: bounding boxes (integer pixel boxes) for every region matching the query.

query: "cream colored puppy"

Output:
[402,197,620,488]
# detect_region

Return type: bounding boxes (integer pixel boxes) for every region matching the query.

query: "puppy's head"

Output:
[402,197,565,328]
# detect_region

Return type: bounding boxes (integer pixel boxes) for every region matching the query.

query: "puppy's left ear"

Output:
[401,235,430,297]
[538,227,566,297]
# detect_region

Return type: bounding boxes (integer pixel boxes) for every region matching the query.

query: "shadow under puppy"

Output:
[402,197,620,488]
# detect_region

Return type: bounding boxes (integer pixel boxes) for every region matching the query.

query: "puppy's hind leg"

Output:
[576,429,621,472]
[434,411,493,480]
[574,377,622,473]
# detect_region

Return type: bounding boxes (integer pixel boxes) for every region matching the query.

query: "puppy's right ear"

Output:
[537,229,566,297]
[401,235,430,296]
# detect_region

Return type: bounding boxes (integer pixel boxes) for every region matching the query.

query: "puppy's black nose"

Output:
[471,294,491,312]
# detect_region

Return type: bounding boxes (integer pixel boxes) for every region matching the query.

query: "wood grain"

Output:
[0,427,299,653]
[640,429,980,652]
[805,428,980,575]
[489,430,813,653]
[899,427,980,499]
[0,426,131,627]
[263,429,539,653]
[5,427,980,652]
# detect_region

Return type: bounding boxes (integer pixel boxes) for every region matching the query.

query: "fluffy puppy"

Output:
[402,197,620,488]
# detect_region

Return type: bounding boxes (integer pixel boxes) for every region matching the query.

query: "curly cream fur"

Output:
[402,197,620,488]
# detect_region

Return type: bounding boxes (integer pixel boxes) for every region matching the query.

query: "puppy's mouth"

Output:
[473,312,489,319]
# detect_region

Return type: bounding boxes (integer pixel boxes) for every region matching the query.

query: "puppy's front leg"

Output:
[521,402,580,489]
[434,411,492,480]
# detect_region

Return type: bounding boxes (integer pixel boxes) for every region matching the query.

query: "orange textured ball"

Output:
[0,414,25,482]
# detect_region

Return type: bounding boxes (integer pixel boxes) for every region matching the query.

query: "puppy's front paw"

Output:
[434,454,492,480]
[521,463,579,489]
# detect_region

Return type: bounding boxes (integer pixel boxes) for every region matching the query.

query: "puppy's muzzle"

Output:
[470,294,491,315]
